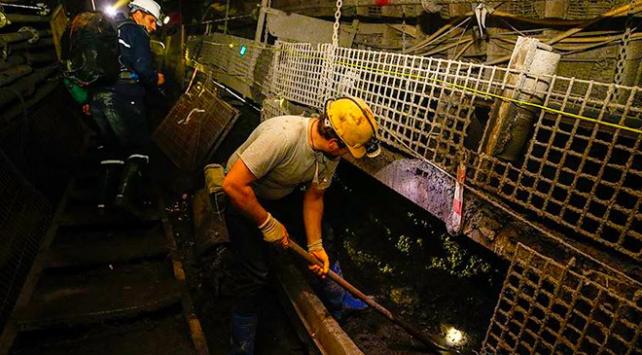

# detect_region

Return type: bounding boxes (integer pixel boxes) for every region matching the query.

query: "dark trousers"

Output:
[225,189,337,315]
[90,82,149,159]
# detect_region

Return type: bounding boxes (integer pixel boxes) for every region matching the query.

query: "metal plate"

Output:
[153,82,240,172]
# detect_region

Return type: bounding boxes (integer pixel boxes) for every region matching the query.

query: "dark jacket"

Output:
[115,13,158,91]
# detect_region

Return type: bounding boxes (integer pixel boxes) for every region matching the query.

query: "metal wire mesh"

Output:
[493,0,629,19]
[270,42,327,109]
[500,1,546,18]
[186,34,276,101]
[152,82,240,172]
[188,34,642,261]
[0,150,51,331]
[261,96,292,122]
[483,244,642,354]
[189,32,642,355]
[264,41,642,261]
[567,0,630,19]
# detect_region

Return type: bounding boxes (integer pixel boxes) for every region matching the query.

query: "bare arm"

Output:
[222,158,268,225]
[303,183,330,276]
[303,182,325,245]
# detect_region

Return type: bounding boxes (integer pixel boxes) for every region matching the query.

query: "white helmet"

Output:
[128,0,162,26]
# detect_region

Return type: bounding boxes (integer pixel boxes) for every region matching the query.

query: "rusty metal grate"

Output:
[497,0,629,19]
[568,0,630,19]
[152,81,240,172]
[483,244,642,354]
[500,1,545,18]
[0,150,51,331]
[470,80,642,260]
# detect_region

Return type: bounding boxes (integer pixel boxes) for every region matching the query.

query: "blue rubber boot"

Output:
[321,261,368,320]
[230,313,258,355]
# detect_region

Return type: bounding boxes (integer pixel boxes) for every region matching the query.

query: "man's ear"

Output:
[328,138,340,151]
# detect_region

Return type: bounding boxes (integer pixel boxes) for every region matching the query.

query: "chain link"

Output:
[333,0,343,47]
[224,0,230,34]
[401,5,407,52]
[613,0,635,86]
[262,0,272,43]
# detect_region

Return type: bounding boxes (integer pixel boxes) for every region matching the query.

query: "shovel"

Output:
[287,239,460,354]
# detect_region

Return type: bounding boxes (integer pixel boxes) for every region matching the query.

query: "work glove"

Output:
[258,213,288,248]
[307,239,330,279]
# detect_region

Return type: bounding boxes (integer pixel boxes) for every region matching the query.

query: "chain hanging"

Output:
[333,0,343,47]
[224,0,230,34]
[401,5,407,52]
[262,0,272,43]
[613,0,636,87]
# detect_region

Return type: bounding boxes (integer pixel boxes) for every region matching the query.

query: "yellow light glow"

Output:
[113,0,130,10]
[105,5,117,16]
[228,43,234,48]
[445,327,465,346]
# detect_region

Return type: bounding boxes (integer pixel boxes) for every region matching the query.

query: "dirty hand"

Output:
[82,104,91,116]
[157,73,165,86]
[258,213,289,248]
[307,240,329,278]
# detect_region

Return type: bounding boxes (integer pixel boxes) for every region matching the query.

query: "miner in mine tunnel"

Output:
[89,0,166,217]
[222,96,382,354]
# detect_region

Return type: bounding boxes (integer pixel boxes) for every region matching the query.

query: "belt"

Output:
[119,72,138,81]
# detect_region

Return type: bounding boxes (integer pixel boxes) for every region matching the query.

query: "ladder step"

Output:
[45,225,169,268]
[16,261,181,330]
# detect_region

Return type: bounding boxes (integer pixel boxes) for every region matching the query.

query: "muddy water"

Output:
[325,162,509,353]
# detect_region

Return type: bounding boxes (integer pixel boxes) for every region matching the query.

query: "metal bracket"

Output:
[0,11,7,28]
[19,26,39,43]
[36,3,50,16]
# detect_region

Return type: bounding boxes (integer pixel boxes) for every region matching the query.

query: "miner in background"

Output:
[222,97,381,354]
[89,0,165,217]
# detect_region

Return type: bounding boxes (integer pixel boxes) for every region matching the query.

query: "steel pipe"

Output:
[9,37,55,51]
[0,55,25,71]
[0,79,58,124]
[0,65,56,107]
[4,13,51,24]
[22,51,57,65]
[0,64,33,87]
[0,28,50,44]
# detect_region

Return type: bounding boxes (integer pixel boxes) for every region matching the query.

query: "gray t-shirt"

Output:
[227,115,339,200]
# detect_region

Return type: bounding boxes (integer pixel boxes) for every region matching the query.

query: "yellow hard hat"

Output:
[326,97,379,159]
